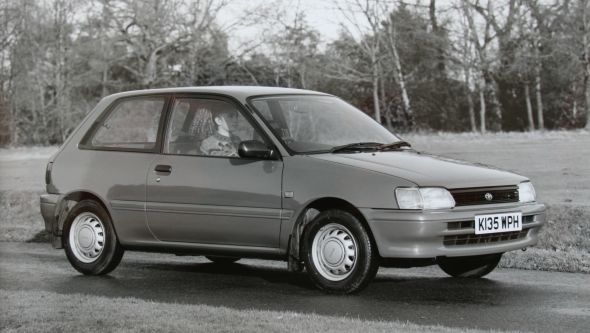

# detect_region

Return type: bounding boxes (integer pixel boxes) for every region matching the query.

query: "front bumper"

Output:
[40,193,62,248]
[361,203,546,258]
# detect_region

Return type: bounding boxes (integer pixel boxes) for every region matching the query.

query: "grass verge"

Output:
[0,191,44,242]
[0,289,504,333]
[500,248,590,273]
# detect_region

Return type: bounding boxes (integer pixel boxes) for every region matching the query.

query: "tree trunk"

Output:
[102,66,109,97]
[144,50,159,87]
[100,0,109,97]
[583,0,590,129]
[372,72,381,123]
[479,79,486,134]
[391,43,412,126]
[533,38,545,130]
[54,0,70,142]
[384,19,412,127]
[300,65,306,89]
[0,88,7,145]
[486,73,502,131]
[8,51,17,145]
[286,59,292,88]
[524,83,535,131]
[534,67,544,130]
[463,0,497,131]
[371,52,381,123]
[429,0,446,77]
[459,1,476,132]
[467,87,476,132]
[380,75,393,131]
[572,81,578,119]
[586,60,590,129]
[464,67,476,132]
[585,69,590,129]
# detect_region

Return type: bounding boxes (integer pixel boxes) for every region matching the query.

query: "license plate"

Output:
[474,212,522,235]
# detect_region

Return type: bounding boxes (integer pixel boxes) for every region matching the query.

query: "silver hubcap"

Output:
[69,212,105,263]
[311,223,358,281]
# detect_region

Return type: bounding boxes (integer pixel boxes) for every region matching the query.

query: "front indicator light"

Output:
[518,181,536,203]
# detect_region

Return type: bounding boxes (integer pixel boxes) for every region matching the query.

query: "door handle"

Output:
[154,164,172,174]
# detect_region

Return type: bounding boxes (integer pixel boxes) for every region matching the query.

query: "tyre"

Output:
[205,256,240,264]
[302,209,379,294]
[438,253,502,278]
[63,200,124,275]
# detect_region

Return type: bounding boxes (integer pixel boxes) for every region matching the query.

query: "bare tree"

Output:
[429,0,447,78]
[462,0,498,133]
[458,1,477,132]
[105,0,227,87]
[0,0,23,145]
[581,0,590,129]
[381,11,414,126]
[262,3,320,89]
[470,0,514,131]
[526,0,548,130]
[52,0,73,141]
[332,0,386,123]
[524,84,535,131]
[512,1,536,131]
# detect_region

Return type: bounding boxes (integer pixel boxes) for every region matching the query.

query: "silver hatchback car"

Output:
[40,87,545,293]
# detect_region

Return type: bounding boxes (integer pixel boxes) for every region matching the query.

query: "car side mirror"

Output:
[238,140,276,160]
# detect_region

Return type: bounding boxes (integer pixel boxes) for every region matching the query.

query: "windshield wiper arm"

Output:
[330,142,382,153]
[376,141,412,151]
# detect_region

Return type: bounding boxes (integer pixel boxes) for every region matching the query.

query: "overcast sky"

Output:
[219,0,356,51]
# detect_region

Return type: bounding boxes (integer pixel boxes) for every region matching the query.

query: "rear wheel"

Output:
[205,256,240,264]
[438,253,502,278]
[302,209,378,294]
[63,200,124,275]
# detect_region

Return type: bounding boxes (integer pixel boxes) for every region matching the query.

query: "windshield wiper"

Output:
[330,142,382,153]
[376,141,412,151]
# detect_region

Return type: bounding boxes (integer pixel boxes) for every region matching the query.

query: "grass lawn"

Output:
[0,289,506,333]
[404,130,590,208]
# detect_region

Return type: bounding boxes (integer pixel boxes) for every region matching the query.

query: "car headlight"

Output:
[518,181,536,203]
[395,187,456,210]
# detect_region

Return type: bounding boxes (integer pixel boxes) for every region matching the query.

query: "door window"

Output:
[165,98,261,157]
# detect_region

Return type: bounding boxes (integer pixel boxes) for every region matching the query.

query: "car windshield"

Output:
[249,95,402,154]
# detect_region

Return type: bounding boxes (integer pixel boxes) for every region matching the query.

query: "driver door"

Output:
[146,96,283,248]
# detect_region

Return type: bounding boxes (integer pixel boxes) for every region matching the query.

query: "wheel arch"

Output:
[56,190,114,246]
[287,197,377,271]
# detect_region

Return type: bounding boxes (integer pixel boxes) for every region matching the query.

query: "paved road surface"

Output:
[1,242,589,332]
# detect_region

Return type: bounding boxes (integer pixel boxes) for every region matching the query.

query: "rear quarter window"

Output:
[83,97,166,151]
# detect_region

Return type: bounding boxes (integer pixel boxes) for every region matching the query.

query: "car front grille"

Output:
[450,186,519,206]
[443,229,529,246]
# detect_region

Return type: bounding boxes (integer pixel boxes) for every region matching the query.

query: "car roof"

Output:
[106,86,331,102]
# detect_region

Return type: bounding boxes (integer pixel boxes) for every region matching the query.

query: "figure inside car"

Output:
[199,108,240,157]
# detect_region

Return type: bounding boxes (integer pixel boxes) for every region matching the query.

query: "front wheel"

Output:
[302,210,379,294]
[438,253,502,278]
[63,200,124,275]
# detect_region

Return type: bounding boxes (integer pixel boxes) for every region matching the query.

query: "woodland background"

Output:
[1,0,590,146]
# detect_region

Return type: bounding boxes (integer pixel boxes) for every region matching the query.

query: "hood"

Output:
[310,150,527,189]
